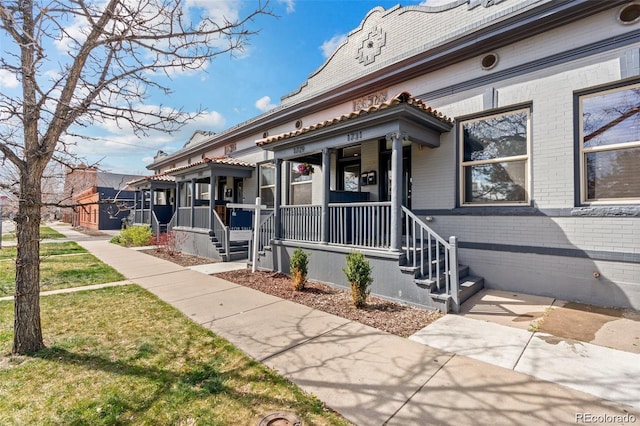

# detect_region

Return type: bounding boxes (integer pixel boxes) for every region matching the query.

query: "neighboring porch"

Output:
[130,157,256,262]
[127,174,176,235]
[252,92,484,312]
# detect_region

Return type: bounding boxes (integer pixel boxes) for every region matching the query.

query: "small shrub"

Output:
[111,226,152,247]
[290,248,309,291]
[343,251,373,308]
[150,230,184,256]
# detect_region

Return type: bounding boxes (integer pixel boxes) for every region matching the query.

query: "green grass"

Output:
[0,286,350,425]
[1,225,65,242]
[0,242,123,297]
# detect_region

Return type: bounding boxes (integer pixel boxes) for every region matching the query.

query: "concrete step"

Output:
[459,275,484,304]
[413,265,470,290]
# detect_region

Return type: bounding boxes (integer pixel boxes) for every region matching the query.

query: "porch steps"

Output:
[211,237,250,262]
[400,253,484,312]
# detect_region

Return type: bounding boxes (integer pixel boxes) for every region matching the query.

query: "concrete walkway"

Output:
[9,224,640,425]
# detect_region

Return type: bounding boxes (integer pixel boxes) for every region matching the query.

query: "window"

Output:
[460,108,530,205]
[260,163,276,207]
[179,182,191,207]
[195,181,210,200]
[338,146,360,192]
[579,83,640,203]
[290,161,312,205]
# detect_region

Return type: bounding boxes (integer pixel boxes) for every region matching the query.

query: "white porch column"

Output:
[388,132,405,252]
[209,170,215,230]
[133,191,138,219]
[149,187,155,213]
[274,159,282,239]
[190,179,196,227]
[321,148,331,244]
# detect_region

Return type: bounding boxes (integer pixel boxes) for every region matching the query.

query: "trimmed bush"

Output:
[290,247,309,291]
[343,251,373,308]
[111,225,152,247]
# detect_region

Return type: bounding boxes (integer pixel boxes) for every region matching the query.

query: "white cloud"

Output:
[320,34,348,59]
[0,69,19,89]
[255,96,277,112]
[65,103,227,173]
[277,0,295,14]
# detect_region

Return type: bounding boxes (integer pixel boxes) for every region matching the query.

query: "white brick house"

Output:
[133,0,640,312]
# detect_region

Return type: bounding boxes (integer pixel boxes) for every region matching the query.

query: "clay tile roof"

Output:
[163,156,254,175]
[256,91,452,146]
[127,173,175,186]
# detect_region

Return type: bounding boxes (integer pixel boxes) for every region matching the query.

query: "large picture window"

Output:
[579,83,640,203]
[290,161,312,205]
[460,108,530,205]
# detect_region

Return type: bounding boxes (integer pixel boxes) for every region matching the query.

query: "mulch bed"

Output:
[139,249,442,337]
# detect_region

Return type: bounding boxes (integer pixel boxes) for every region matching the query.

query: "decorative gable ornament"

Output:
[356,26,386,66]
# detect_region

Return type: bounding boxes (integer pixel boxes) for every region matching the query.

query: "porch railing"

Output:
[212,209,230,257]
[281,205,321,242]
[279,202,393,249]
[151,211,160,236]
[257,211,275,252]
[167,211,177,233]
[177,207,191,227]
[329,201,391,248]
[193,206,210,229]
[402,206,459,311]
[133,209,151,224]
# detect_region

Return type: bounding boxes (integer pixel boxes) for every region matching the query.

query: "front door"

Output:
[380,145,412,209]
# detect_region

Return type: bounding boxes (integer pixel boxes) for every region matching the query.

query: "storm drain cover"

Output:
[257,411,302,426]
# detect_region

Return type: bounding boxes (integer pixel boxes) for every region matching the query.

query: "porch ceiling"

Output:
[256,92,453,159]
[168,156,254,181]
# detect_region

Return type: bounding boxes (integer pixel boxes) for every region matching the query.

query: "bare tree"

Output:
[0,0,272,354]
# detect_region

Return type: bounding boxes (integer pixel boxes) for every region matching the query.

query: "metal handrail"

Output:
[402,206,459,311]
[151,211,160,236]
[167,211,177,233]
[212,208,230,258]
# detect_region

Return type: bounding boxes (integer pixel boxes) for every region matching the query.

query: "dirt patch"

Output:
[139,249,215,267]
[214,269,442,338]
[539,302,625,343]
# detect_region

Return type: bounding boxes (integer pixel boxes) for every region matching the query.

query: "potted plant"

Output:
[296,162,314,176]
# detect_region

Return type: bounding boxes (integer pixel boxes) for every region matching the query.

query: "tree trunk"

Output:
[13,173,45,354]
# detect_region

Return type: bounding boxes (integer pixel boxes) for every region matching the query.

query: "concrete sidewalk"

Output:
[39,224,640,424]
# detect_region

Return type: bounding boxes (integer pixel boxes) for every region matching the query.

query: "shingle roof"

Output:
[164,156,254,174]
[256,92,452,146]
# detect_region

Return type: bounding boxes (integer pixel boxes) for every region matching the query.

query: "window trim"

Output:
[289,161,313,205]
[458,107,532,207]
[258,161,276,208]
[578,81,640,205]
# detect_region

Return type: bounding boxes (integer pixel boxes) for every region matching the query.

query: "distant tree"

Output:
[0,0,272,354]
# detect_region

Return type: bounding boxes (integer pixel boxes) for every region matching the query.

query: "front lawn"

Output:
[0,242,124,297]
[1,225,65,242]
[0,286,349,425]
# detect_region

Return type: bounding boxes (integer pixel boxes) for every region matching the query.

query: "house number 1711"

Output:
[347,131,362,142]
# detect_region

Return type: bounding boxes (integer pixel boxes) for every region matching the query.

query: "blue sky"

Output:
[1,0,446,176]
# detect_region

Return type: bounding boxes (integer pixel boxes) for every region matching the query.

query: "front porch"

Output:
[127,174,176,235]
[129,157,255,261]
[252,92,484,312]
